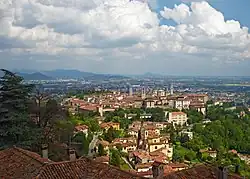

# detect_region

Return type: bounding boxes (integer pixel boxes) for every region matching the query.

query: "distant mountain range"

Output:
[13,69,129,80]
[16,72,54,80]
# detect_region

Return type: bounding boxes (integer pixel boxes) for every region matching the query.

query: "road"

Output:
[88,132,102,157]
[121,156,133,169]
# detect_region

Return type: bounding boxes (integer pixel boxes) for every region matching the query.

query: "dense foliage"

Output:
[0,70,75,161]
[172,104,250,177]
[0,70,40,149]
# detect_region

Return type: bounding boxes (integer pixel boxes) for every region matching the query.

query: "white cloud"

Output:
[0,0,249,75]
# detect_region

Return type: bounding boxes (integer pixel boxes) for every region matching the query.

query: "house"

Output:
[154,122,170,131]
[111,137,137,153]
[79,105,98,113]
[97,140,110,154]
[100,122,120,131]
[144,125,160,139]
[174,99,190,111]
[147,136,173,160]
[143,99,155,108]
[167,163,188,171]
[131,150,152,164]
[180,131,193,140]
[189,102,206,115]
[186,94,209,104]
[135,162,153,173]
[200,149,217,158]
[168,112,188,126]
[74,125,89,136]
[128,128,139,138]
[0,147,143,179]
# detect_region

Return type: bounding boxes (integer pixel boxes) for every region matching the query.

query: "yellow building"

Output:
[100,122,120,131]
[147,136,173,160]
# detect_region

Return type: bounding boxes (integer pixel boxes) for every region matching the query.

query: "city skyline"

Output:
[1,0,250,76]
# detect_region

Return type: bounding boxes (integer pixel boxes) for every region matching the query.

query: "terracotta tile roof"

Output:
[0,147,144,179]
[170,112,187,116]
[135,162,153,169]
[144,125,157,130]
[37,158,143,179]
[79,105,98,111]
[132,150,151,160]
[167,163,188,169]
[94,156,110,163]
[100,122,120,129]
[164,164,242,179]
[75,125,89,131]
[0,147,50,178]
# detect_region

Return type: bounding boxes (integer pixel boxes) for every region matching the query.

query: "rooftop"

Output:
[0,147,51,178]
[38,158,143,179]
[170,112,187,116]
[0,147,144,179]
[164,164,242,179]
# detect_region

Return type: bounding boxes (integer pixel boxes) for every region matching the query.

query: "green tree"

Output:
[82,133,89,155]
[98,143,106,156]
[110,149,121,167]
[0,69,40,149]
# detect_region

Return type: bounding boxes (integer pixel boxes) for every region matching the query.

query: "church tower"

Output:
[141,87,146,99]
[170,83,174,95]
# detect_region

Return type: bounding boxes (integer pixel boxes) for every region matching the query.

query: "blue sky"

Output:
[0,0,250,76]
[157,0,250,28]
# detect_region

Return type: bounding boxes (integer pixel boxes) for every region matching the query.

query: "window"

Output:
[155,146,157,149]
[154,140,157,143]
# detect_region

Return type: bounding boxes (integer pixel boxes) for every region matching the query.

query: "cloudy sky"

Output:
[0,0,250,76]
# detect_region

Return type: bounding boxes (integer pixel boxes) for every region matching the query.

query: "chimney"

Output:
[218,166,228,179]
[69,148,76,161]
[41,144,48,159]
[152,162,164,179]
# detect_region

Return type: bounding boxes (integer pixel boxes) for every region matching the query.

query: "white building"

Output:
[168,112,188,126]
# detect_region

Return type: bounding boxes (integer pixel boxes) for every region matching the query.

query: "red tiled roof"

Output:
[164,164,242,179]
[75,125,89,131]
[100,122,120,129]
[145,125,157,130]
[0,147,50,178]
[94,156,110,163]
[170,112,187,116]
[135,162,152,169]
[0,147,144,179]
[133,150,151,160]
[37,158,143,179]
[79,105,98,111]
[167,163,188,169]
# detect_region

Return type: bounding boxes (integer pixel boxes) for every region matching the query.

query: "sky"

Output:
[0,0,250,76]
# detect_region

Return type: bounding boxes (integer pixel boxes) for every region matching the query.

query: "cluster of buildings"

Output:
[95,119,180,178]
[62,89,213,178]
[64,89,209,116]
